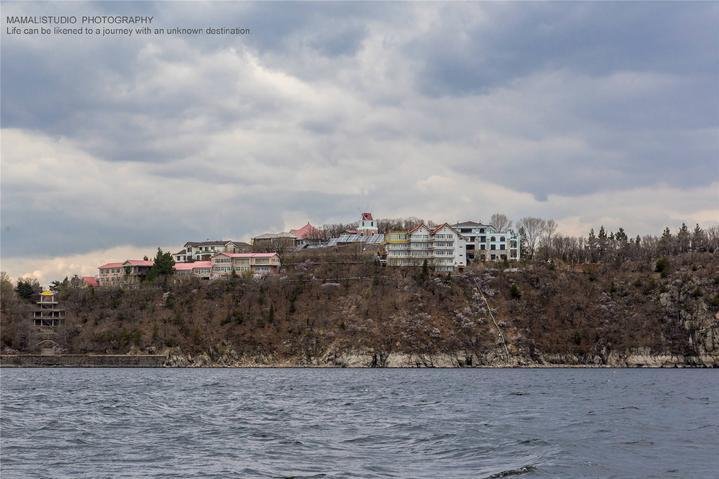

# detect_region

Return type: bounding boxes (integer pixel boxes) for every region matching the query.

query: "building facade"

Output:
[210,252,281,278]
[453,221,521,262]
[385,223,467,272]
[173,240,251,263]
[252,233,297,251]
[173,261,213,280]
[98,259,153,287]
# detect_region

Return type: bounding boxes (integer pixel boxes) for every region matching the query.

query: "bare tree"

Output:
[490,213,512,233]
[517,217,546,259]
[537,219,558,259]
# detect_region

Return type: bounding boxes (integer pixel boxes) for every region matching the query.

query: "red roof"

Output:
[407,223,429,234]
[362,212,373,220]
[174,261,212,271]
[82,276,98,287]
[99,259,153,269]
[98,262,123,269]
[290,222,322,239]
[431,223,453,234]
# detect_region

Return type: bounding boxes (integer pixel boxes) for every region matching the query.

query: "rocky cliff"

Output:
[2,252,717,367]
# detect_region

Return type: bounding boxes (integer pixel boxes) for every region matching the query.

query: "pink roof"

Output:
[98,262,123,269]
[362,212,373,220]
[290,222,321,239]
[82,276,98,287]
[173,261,212,271]
[217,253,278,258]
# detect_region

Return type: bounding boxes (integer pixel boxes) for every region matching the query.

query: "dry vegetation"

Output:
[2,246,717,365]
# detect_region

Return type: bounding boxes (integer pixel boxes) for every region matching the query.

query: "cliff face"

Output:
[2,252,717,366]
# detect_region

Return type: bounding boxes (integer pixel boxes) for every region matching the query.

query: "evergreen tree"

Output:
[677,223,690,253]
[615,228,628,246]
[691,224,706,252]
[587,228,598,262]
[597,226,608,260]
[146,248,175,282]
[659,227,673,255]
[15,278,41,301]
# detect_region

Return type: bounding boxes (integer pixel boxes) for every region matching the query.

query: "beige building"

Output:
[385,223,467,272]
[98,259,153,287]
[211,252,281,278]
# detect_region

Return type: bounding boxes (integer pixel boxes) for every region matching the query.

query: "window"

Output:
[491,244,496,250]
[500,244,505,250]
[491,236,496,242]
[500,237,505,242]
[480,236,486,242]
[480,228,485,233]
[480,244,486,250]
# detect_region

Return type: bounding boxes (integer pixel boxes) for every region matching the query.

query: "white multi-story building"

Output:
[210,252,281,278]
[385,223,466,272]
[173,240,251,262]
[453,221,520,262]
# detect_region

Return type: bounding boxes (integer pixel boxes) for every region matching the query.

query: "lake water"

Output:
[1,369,717,478]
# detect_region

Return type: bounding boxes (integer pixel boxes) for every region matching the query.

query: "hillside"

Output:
[2,250,718,366]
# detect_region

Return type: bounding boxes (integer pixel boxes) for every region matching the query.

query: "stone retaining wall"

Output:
[0,354,167,368]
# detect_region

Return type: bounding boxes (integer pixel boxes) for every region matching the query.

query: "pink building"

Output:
[173,260,212,280]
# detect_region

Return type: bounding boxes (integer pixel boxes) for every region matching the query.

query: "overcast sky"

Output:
[1,1,718,283]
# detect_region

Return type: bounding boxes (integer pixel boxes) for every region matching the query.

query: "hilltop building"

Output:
[173,261,213,280]
[252,232,297,251]
[357,212,378,236]
[290,223,324,247]
[453,221,520,262]
[385,223,467,272]
[173,240,251,263]
[98,259,153,287]
[210,252,281,278]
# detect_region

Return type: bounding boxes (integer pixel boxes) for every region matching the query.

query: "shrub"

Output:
[655,257,670,278]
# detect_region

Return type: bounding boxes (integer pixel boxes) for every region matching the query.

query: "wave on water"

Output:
[484,465,537,478]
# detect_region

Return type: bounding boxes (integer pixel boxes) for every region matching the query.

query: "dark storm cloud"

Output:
[413,3,718,96]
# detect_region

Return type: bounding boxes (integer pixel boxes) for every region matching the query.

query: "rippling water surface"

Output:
[1,369,717,478]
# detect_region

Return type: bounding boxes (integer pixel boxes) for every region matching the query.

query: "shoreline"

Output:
[2,352,717,368]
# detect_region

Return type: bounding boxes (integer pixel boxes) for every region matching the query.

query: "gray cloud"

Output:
[1,1,717,275]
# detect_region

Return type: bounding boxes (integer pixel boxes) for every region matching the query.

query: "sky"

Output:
[1,1,718,284]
